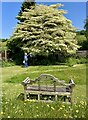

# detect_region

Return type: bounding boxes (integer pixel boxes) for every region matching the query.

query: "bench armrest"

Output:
[69,79,75,87]
[22,77,30,86]
[63,79,75,87]
[22,77,36,86]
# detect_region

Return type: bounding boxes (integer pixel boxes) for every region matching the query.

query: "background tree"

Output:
[76,30,86,50]
[76,30,85,35]
[76,18,88,50]
[82,17,88,50]
[75,17,88,50]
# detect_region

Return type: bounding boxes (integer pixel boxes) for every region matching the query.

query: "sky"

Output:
[0,0,87,39]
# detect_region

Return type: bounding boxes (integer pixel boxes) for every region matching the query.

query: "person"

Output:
[23,52,28,67]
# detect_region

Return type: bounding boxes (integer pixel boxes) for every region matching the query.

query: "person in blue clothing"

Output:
[23,52,28,67]
[23,52,32,67]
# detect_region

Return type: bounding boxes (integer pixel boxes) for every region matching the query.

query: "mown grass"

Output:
[1,64,87,118]
[2,64,86,85]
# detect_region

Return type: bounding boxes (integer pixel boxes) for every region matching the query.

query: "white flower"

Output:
[8,116,10,118]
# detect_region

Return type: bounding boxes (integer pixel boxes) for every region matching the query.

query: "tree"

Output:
[76,30,85,35]
[7,4,79,58]
[76,33,86,50]
[84,17,88,39]
[81,17,88,50]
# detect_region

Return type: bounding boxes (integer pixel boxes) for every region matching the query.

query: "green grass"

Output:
[1,83,86,118]
[2,64,86,85]
[1,64,87,118]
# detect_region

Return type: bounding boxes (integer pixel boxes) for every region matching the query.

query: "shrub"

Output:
[66,57,77,67]
[66,57,88,66]
[77,57,88,64]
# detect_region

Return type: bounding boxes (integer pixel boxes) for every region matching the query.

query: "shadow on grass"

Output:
[17,93,24,101]
[17,93,68,102]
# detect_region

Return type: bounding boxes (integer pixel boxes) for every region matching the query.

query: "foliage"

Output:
[84,17,88,40]
[83,17,88,50]
[76,30,85,35]
[17,0,35,22]
[66,57,88,67]
[66,57,77,67]
[1,60,16,67]
[81,40,88,50]
[30,53,66,65]
[0,41,7,51]
[7,3,79,59]
[6,37,24,65]
[76,33,87,50]
[76,29,88,50]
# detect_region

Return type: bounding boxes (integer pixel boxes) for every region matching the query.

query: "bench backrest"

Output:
[22,74,75,92]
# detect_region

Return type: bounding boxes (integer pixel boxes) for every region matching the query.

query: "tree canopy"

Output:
[17,0,35,22]
[7,4,79,56]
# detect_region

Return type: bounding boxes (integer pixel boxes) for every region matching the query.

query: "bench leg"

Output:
[68,97,72,103]
[55,94,57,101]
[63,96,66,102]
[38,94,40,101]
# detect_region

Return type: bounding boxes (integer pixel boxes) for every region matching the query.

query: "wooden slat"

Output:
[22,77,30,85]
[27,85,70,92]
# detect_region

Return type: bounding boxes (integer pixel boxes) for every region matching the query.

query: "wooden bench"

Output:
[22,74,75,103]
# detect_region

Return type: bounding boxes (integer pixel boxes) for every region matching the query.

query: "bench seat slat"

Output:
[26,86,70,92]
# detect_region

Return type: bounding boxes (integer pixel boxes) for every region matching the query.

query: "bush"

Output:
[30,53,66,66]
[66,57,88,66]
[66,57,77,67]
[77,57,88,64]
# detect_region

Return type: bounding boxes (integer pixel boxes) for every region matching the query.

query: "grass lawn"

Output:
[1,64,87,118]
